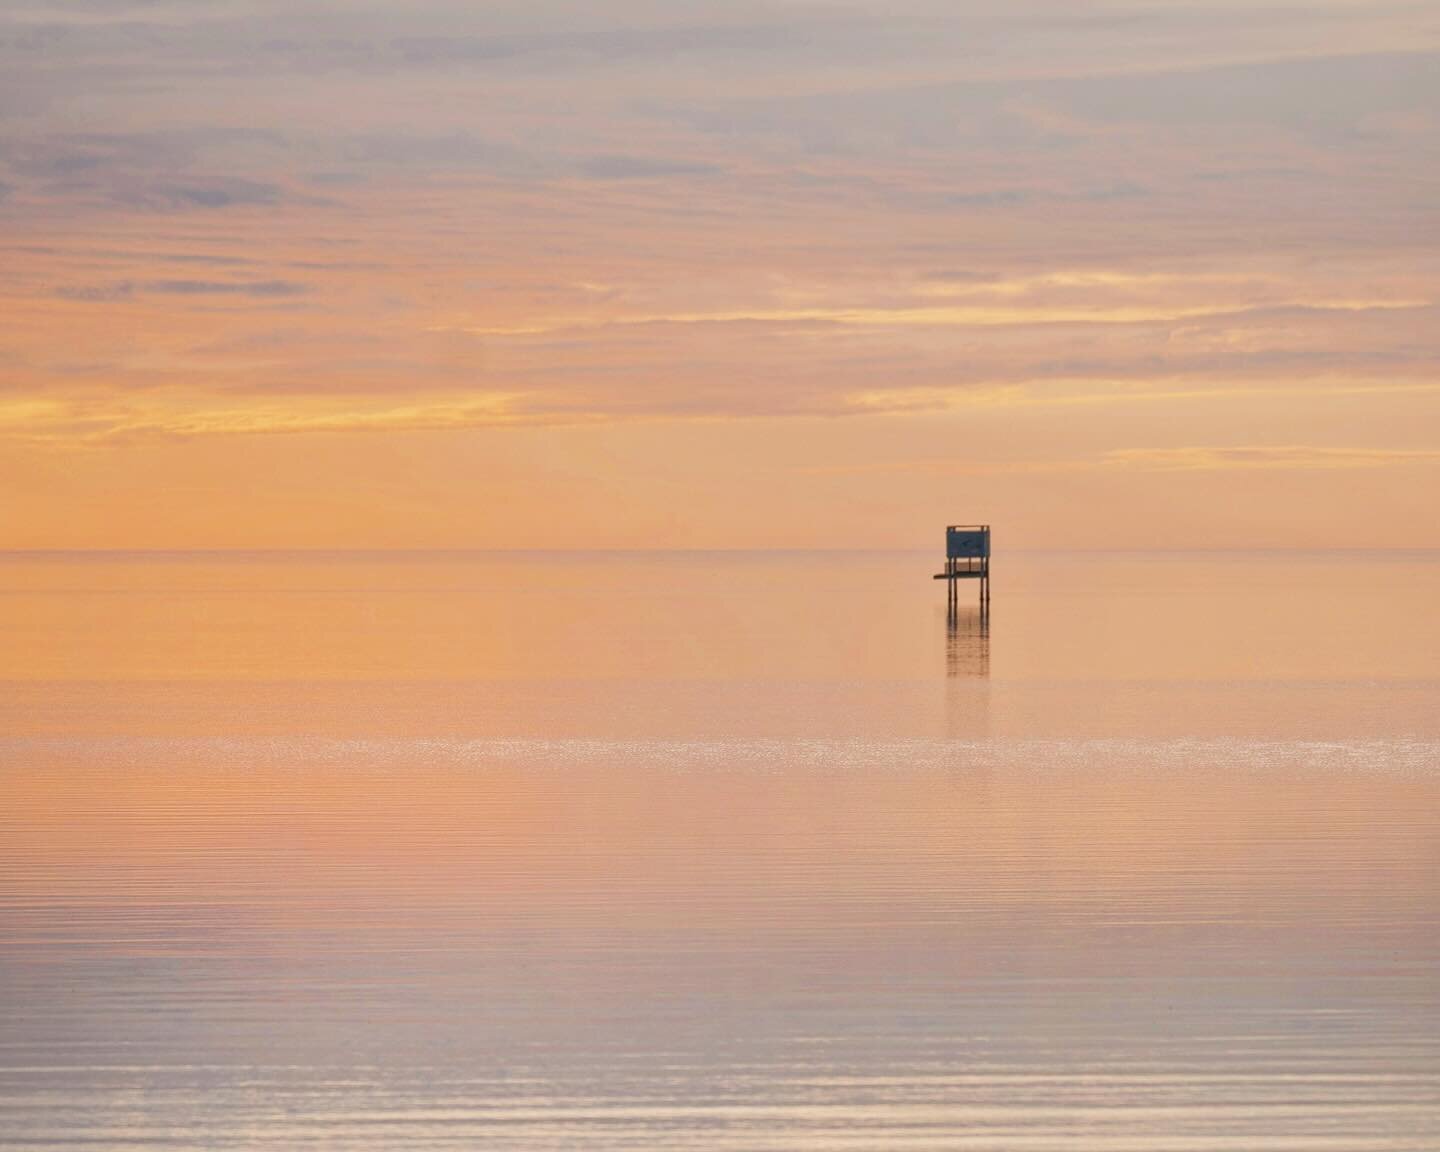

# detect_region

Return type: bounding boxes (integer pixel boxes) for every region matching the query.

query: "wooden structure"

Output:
[933,524,990,611]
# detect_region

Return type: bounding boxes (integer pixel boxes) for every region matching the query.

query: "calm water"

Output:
[1,551,1437,1150]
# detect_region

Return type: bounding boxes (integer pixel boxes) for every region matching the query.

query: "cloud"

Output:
[33,172,293,213]
[56,279,309,301]
[945,182,1147,208]
[145,180,283,209]
[1046,50,1440,136]
[841,379,1440,415]
[55,281,136,302]
[142,279,308,297]
[453,296,1427,338]
[577,154,722,181]
[0,128,309,212]
[0,391,560,445]
[1101,446,1440,472]
[2,1,1436,463]
[798,442,1440,479]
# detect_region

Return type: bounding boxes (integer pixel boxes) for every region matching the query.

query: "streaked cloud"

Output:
[797,442,1440,478]
[56,279,309,302]
[0,392,545,445]
[1,0,1437,544]
[842,379,1440,416]
[1102,446,1440,472]
[449,296,1426,338]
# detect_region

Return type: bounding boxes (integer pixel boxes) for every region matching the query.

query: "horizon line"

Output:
[3,546,1439,557]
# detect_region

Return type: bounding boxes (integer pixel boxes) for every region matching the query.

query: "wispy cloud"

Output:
[576,155,723,181]
[3,0,1438,546]
[841,379,1440,415]
[56,279,309,302]
[1101,446,1440,472]
[0,392,557,445]
[798,443,1440,478]
[447,297,1427,338]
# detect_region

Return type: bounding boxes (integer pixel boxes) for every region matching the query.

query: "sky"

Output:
[2,0,1437,548]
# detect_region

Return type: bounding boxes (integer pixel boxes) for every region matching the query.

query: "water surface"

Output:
[2,551,1437,1149]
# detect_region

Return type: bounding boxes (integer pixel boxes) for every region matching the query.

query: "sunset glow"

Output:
[3,1,1437,547]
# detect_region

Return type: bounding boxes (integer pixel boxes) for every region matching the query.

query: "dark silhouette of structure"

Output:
[933,524,990,614]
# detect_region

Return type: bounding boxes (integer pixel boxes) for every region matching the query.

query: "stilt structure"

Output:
[933,524,990,615]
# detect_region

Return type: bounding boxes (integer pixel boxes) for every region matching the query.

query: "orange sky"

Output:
[2,1,1437,548]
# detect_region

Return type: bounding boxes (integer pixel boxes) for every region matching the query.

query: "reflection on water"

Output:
[3,549,1439,684]
[946,603,990,678]
[1,551,1438,1149]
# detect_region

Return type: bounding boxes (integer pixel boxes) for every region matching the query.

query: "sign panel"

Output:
[947,527,989,559]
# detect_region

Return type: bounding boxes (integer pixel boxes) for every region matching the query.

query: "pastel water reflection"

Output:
[1,552,1437,1149]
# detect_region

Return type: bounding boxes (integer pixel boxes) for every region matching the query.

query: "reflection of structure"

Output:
[933,524,991,612]
[946,604,990,678]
